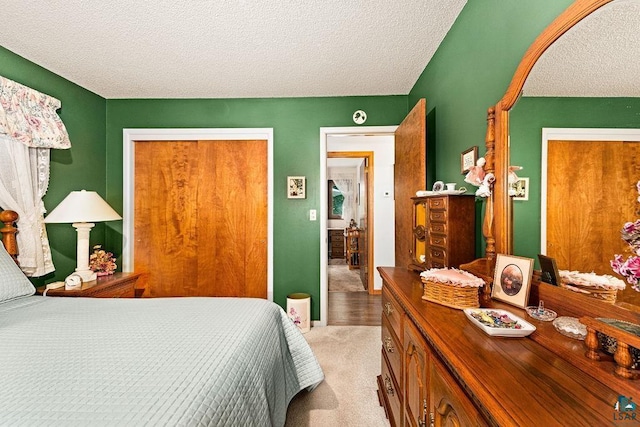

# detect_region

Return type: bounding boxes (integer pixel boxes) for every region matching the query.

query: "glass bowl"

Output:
[553,316,587,340]
[525,306,557,322]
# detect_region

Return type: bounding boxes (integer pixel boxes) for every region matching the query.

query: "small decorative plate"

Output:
[464,308,536,337]
[552,316,586,340]
[525,305,557,322]
[432,181,444,192]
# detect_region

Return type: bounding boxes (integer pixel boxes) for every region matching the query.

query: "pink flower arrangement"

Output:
[610,181,640,292]
[89,245,117,276]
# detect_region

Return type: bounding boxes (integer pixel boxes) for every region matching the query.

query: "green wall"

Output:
[0,46,107,286]
[408,0,574,256]
[510,97,640,261]
[3,0,601,311]
[105,97,407,316]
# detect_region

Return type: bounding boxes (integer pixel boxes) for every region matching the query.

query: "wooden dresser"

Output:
[410,195,475,271]
[328,229,345,259]
[377,267,636,426]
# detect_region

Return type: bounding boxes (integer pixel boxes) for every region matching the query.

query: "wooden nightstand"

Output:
[37,272,143,298]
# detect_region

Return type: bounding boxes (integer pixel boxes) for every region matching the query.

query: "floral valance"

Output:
[0,75,71,149]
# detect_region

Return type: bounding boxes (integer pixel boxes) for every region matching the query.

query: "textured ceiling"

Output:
[524,0,640,97]
[0,0,466,99]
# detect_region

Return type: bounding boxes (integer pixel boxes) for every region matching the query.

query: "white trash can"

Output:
[286,293,311,333]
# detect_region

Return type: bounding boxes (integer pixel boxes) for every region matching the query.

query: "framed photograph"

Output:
[460,146,478,174]
[287,176,306,199]
[492,254,534,308]
[512,177,529,200]
[538,254,560,286]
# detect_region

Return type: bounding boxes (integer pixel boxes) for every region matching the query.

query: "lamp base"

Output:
[74,268,97,282]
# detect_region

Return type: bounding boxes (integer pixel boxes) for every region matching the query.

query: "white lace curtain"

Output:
[331,172,355,224]
[0,75,71,276]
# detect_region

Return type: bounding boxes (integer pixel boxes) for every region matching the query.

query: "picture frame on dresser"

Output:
[460,146,478,174]
[491,254,534,308]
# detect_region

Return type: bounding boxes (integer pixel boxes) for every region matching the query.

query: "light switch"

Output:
[310,209,317,221]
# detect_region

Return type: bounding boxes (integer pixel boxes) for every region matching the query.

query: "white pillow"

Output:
[0,242,35,302]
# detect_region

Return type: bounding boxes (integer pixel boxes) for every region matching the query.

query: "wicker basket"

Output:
[421,278,480,310]
[559,280,618,304]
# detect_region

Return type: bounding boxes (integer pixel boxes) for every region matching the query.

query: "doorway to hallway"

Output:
[327,153,371,294]
[319,126,396,326]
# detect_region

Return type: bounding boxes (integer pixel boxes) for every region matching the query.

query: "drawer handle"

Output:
[384,336,395,353]
[384,375,395,396]
[433,238,443,245]
[384,302,393,316]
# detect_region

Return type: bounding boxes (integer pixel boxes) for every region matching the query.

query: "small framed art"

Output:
[492,254,534,308]
[512,177,529,201]
[460,146,478,174]
[287,176,306,199]
[538,254,560,286]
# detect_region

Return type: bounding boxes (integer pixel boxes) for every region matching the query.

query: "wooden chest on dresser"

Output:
[410,195,475,271]
[376,267,631,427]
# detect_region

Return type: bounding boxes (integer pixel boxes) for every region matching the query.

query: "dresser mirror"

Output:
[484,0,640,309]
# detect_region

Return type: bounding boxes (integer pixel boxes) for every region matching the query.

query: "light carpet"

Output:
[328,260,366,292]
[285,326,388,426]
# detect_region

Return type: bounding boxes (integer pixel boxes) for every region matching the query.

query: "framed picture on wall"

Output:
[287,176,306,199]
[460,146,478,174]
[491,254,534,308]
[512,177,529,201]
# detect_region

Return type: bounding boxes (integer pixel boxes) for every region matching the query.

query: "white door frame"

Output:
[122,128,274,300]
[319,126,397,326]
[541,127,640,253]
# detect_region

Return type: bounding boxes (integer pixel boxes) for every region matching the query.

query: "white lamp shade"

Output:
[44,190,122,223]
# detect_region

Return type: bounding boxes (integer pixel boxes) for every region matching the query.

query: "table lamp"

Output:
[44,190,122,282]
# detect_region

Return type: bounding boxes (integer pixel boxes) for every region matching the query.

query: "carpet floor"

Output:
[285,326,388,426]
[328,260,365,292]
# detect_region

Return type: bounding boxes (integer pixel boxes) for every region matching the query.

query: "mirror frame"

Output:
[484,0,614,262]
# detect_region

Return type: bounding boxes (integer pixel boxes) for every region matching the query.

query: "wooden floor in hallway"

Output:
[328,291,381,326]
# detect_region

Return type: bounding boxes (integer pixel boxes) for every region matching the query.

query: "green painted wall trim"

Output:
[106,96,408,317]
[0,46,107,286]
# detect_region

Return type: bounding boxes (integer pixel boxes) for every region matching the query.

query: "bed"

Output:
[0,211,323,426]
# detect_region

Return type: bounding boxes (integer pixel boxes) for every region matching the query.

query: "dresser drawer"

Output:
[93,286,135,298]
[382,288,403,342]
[427,197,448,210]
[429,246,447,262]
[380,350,402,426]
[382,315,402,383]
[428,222,447,235]
[429,233,447,248]
[429,209,448,223]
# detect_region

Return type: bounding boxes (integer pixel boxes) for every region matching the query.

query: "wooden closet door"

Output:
[547,140,639,275]
[134,140,268,298]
